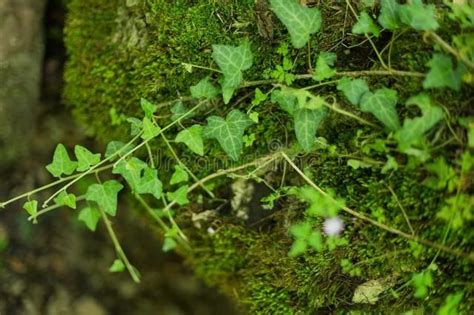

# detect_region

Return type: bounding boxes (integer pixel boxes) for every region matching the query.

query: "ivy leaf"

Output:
[105,141,128,161]
[85,180,123,216]
[271,89,298,115]
[137,167,163,200]
[78,206,101,231]
[109,259,125,273]
[54,191,77,209]
[212,43,253,104]
[166,185,189,206]
[423,54,465,91]
[46,144,78,178]
[140,98,157,119]
[395,93,443,152]
[352,11,380,37]
[270,0,322,48]
[127,117,143,136]
[203,110,254,161]
[399,0,439,31]
[294,107,328,152]
[170,165,189,185]
[171,101,194,122]
[162,237,178,252]
[23,200,38,218]
[112,157,147,192]
[141,117,161,140]
[175,125,204,156]
[360,88,400,131]
[190,77,220,99]
[378,0,403,30]
[337,77,370,106]
[74,145,101,172]
[313,52,337,81]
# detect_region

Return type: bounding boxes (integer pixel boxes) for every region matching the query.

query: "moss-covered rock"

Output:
[64,1,474,314]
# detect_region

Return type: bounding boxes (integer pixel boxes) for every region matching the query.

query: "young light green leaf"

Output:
[337,77,370,106]
[141,117,161,140]
[313,52,337,81]
[423,54,465,91]
[175,125,204,156]
[74,145,101,172]
[395,93,443,152]
[162,237,178,252]
[203,110,254,161]
[78,206,101,231]
[378,0,403,30]
[438,292,464,315]
[85,180,123,216]
[137,167,163,199]
[352,11,380,37]
[105,141,128,161]
[289,222,323,256]
[190,77,220,99]
[46,144,78,178]
[252,88,268,106]
[127,117,143,136]
[23,200,38,217]
[54,191,77,209]
[112,157,147,192]
[166,185,189,205]
[140,98,157,119]
[411,270,433,298]
[360,88,400,131]
[212,43,253,104]
[294,107,328,152]
[109,259,125,273]
[399,0,439,31]
[170,165,189,185]
[270,0,322,48]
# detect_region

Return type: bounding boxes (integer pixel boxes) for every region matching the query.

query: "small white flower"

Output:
[323,216,344,236]
[207,227,216,235]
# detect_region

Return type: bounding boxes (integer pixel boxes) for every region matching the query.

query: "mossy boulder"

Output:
[64,1,474,314]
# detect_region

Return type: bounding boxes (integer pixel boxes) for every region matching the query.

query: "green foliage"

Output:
[22,200,38,218]
[190,78,220,100]
[113,158,147,192]
[78,206,101,231]
[54,191,77,209]
[140,98,157,119]
[438,292,464,315]
[411,270,433,298]
[289,222,322,256]
[170,165,189,185]
[423,54,465,91]
[203,110,253,161]
[399,0,439,31]
[294,108,328,152]
[141,117,161,140]
[74,145,101,172]
[109,259,125,273]
[395,94,443,157]
[352,11,380,37]
[137,167,163,200]
[175,125,204,156]
[360,88,400,131]
[166,185,189,205]
[85,180,123,216]
[212,43,253,103]
[313,52,337,81]
[46,144,78,178]
[337,77,370,106]
[270,0,321,48]
[378,0,402,30]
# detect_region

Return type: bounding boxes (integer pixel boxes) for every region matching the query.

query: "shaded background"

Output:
[0,1,238,314]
